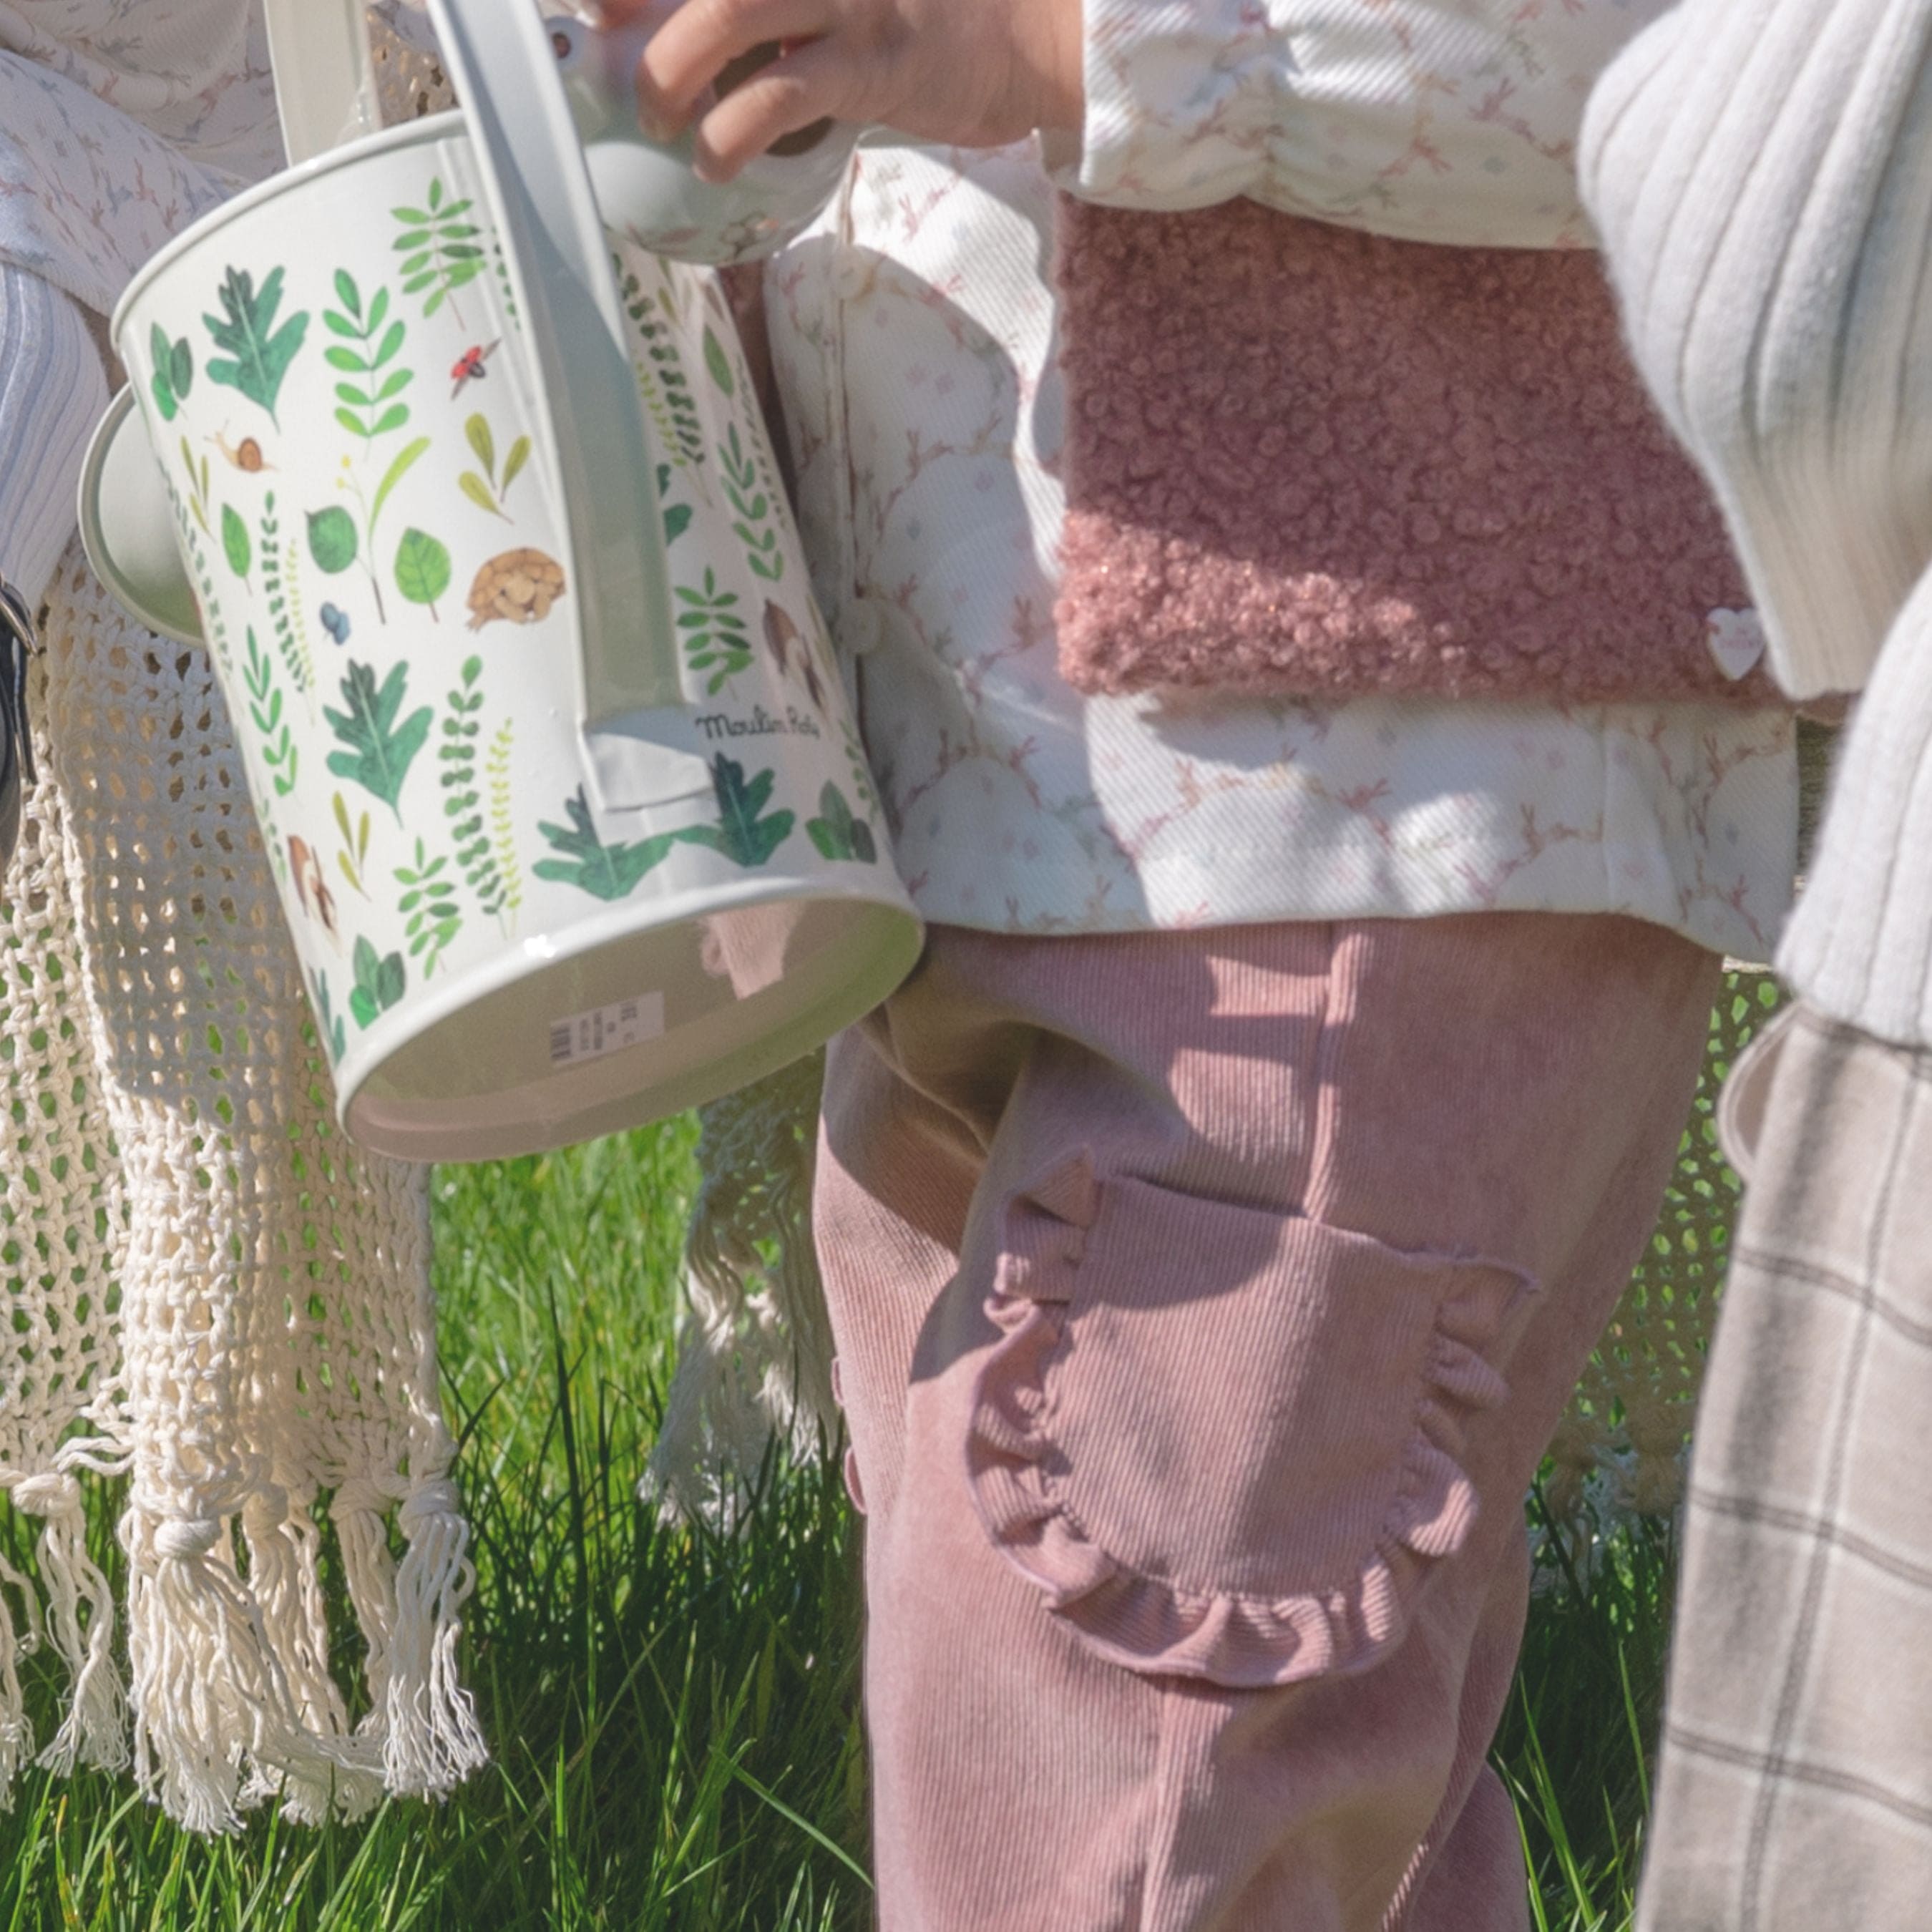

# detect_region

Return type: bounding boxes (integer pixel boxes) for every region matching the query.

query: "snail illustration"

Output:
[213,429,273,472]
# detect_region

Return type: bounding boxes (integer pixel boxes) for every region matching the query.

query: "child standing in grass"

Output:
[615,1,1798,1924]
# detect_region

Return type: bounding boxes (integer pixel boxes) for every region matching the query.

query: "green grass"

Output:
[0,1122,1668,1929]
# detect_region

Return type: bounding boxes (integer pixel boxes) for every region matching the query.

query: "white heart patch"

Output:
[1707,608,1767,682]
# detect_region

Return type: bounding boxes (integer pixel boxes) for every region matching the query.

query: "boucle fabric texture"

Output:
[1054,197,1772,706]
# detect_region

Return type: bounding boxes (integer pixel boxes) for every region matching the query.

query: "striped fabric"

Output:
[0,266,107,611]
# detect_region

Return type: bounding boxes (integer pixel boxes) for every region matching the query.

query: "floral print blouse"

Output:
[4,0,1799,959]
[766,87,1797,954]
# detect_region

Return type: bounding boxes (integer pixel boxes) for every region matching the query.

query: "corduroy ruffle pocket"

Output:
[965,1151,1538,1689]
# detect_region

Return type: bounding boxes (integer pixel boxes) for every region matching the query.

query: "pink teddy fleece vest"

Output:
[1053,197,1776,707]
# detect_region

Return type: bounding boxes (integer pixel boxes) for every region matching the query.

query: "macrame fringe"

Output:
[0,1468,127,1797]
[333,1475,487,1802]
[20,1473,126,1778]
[0,1551,39,1805]
[125,1509,371,1835]
[645,1053,838,1524]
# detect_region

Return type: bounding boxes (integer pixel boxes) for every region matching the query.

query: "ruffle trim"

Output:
[962,1151,1538,1689]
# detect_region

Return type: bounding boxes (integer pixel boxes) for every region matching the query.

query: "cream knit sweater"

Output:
[1583,0,1932,1050]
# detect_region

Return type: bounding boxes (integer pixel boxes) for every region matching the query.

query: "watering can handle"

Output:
[424,0,684,726]
[263,0,384,165]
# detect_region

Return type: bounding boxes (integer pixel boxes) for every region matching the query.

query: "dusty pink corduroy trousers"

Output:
[815,914,1720,1931]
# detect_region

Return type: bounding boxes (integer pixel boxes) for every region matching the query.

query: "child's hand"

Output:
[599,0,1085,181]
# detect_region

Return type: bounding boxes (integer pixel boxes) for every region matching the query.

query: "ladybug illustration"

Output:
[450,340,502,399]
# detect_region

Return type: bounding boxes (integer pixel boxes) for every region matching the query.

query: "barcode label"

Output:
[547,992,666,1068]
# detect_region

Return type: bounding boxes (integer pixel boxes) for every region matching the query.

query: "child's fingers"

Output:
[690,40,852,180]
[635,0,829,134]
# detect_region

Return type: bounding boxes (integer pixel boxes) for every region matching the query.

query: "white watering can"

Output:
[79,0,922,1163]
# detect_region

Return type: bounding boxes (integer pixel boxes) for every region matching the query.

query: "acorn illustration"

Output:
[762,600,799,677]
[468,550,567,629]
[288,837,341,950]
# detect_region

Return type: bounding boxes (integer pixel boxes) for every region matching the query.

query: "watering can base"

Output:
[344,893,922,1163]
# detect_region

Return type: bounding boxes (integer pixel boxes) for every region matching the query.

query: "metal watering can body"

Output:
[79,0,920,1163]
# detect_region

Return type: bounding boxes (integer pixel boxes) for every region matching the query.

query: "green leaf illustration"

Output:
[308,968,348,1065]
[394,839,462,978]
[534,789,680,902]
[806,783,879,865]
[222,503,252,578]
[394,177,485,323]
[371,436,431,532]
[333,789,372,897]
[681,756,794,869]
[308,506,358,575]
[325,659,434,816]
[348,935,407,1028]
[461,415,528,522]
[676,568,751,694]
[395,528,452,619]
[150,325,194,421]
[203,265,308,427]
[459,474,503,518]
[664,503,693,547]
[703,326,735,398]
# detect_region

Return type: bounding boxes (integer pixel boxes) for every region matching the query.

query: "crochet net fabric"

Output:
[0,9,482,1833]
[0,557,485,1832]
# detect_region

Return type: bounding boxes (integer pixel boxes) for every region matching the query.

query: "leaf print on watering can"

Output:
[349,937,408,1030]
[203,266,308,429]
[441,659,514,930]
[806,784,878,865]
[325,660,433,819]
[459,413,531,522]
[149,326,193,424]
[222,504,252,579]
[243,630,298,799]
[682,756,795,869]
[394,529,454,622]
[323,273,415,443]
[308,505,359,576]
[394,177,485,326]
[396,839,463,979]
[678,569,751,694]
[533,789,682,903]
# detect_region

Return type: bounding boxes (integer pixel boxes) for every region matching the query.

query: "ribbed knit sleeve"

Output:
[0,265,107,613]
[1581,0,1932,701]
[1779,567,1932,1045]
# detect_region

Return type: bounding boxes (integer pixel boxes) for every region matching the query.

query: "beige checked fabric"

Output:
[1638,1003,1932,1930]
